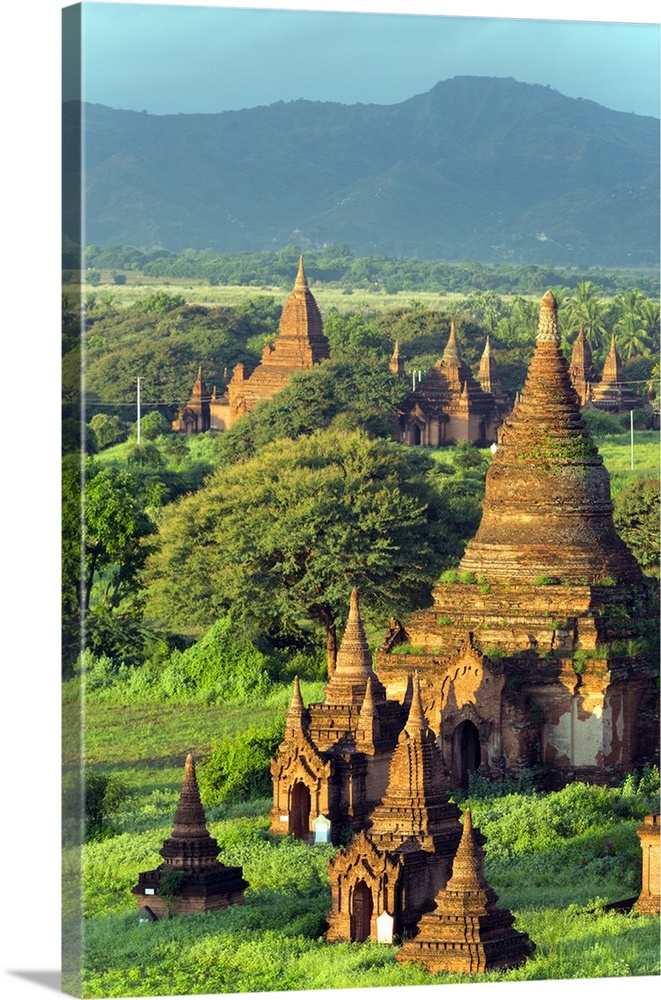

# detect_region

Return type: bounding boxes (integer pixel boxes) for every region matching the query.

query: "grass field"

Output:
[66,273,486,314]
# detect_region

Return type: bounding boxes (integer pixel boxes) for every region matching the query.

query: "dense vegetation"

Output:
[81,244,661,297]
[63,272,659,995]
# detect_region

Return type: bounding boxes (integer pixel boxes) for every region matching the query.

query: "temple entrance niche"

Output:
[290,781,311,840]
[412,424,422,445]
[351,880,373,942]
[453,721,481,788]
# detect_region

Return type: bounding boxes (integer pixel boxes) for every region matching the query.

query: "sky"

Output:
[1,4,660,1000]
[70,1,661,118]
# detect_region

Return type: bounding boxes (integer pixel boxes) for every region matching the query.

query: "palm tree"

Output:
[563,282,608,352]
[613,290,651,359]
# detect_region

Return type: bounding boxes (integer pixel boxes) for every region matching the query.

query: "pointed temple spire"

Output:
[459,290,641,585]
[602,332,624,385]
[367,675,460,852]
[165,754,219,855]
[294,254,309,291]
[569,326,599,405]
[443,809,493,899]
[477,334,505,402]
[335,589,371,676]
[396,807,534,974]
[133,755,248,916]
[324,589,386,706]
[442,319,461,363]
[390,340,406,377]
[404,673,428,736]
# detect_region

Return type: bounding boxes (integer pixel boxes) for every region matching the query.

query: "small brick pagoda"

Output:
[568,327,600,407]
[270,590,405,843]
[172,366,212,434]
[394,321,506,447]
[634,813,660,916]
[377,291,658,788]
[568,328,641,414]
[590,333,640,413]
[227,257,330,425]
[325,676,462,942]
[132,754,248,917]
[396,808,534,974]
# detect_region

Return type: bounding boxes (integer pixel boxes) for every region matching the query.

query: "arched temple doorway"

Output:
[290,781,311,840]
[453,720,481,789]
[411,424,422,445]
[351,879,374,942]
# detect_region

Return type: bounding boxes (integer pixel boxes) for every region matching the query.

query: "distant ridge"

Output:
[63,76,660,266]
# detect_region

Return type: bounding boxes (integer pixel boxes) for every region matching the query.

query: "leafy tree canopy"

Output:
[145,428,471,667]
[613,477,660,574]
[215,351,410,466]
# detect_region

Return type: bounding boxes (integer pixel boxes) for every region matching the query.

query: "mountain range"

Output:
[63,76,660,267]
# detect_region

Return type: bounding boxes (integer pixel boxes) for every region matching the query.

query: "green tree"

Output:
[146,429,466,670]
[612,290,651,360]
[83,465,156,612]
[88,413,127,450]
[613,478,660,574]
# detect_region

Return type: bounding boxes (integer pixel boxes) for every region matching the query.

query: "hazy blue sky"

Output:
[69,1,661,118]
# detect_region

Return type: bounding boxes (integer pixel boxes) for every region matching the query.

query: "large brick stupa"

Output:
[377,291,658,788]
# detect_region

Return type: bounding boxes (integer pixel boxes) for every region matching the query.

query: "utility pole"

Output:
[630,409,634,470]
[137,377,142,445]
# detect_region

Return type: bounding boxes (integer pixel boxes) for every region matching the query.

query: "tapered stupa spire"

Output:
[294,255,309,291]
[390,340,406,376]
[602,333,624,385]
[335,589,371,676]
[459,291,641,585]
[443,320,461,363]
[166,754,216,850]
[324,590,386,706]
[404,673,428,736]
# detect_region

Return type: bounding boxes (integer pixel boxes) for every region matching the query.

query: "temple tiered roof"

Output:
[365,675,461,854]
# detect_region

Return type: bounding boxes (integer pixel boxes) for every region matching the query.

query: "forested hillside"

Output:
[62,76,660,265]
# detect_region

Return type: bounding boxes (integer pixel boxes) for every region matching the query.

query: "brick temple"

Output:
[172,366,213,434]
[325,676,462,942]
[376,291,658,788]
[396,808,534,974]
[270,590,405,843]
[568,328,641,413]
[227,256,330,425]
[132,754,248,917]
[393,321,508,447]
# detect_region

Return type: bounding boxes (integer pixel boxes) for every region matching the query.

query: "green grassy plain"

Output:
[67,273,474,314]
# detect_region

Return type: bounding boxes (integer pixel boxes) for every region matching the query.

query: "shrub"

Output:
[85,770,130,841]
[200,716,285,805]
[581,408,622,436]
